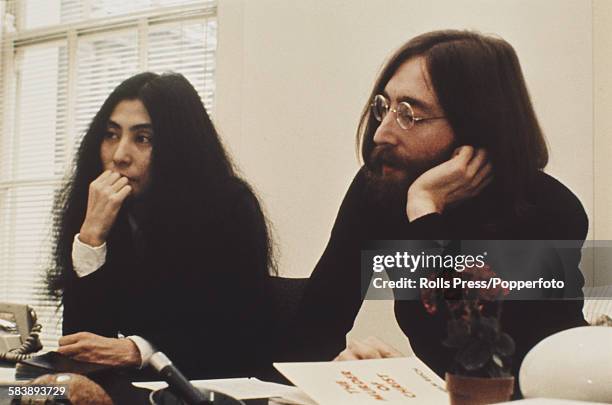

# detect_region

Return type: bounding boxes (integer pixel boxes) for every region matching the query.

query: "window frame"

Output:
[0,0,217,349]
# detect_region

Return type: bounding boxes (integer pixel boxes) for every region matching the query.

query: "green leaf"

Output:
[494,332,515,356]
[474,316,499,341]
[456,340,493,371]
[485,359,503,378]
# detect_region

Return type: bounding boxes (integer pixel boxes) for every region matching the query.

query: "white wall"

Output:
[594,0,612,286]
[214,0,598,352]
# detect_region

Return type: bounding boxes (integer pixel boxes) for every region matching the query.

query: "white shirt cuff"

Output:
[72,233,107,277]
[127,335,155,368]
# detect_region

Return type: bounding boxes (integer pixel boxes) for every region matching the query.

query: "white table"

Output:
[0,366,16,383]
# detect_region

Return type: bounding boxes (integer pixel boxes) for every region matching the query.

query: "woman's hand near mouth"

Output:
[78,170,132,247]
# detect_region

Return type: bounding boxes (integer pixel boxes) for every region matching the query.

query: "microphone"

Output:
[149,351,210,405]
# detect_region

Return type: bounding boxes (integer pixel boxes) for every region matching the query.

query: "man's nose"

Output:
[112,137,132,166]
[372,113,400,146]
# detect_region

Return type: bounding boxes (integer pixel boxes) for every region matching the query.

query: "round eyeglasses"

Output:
[371,94,446,130]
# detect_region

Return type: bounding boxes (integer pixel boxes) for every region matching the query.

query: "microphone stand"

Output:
[149,351,211,405]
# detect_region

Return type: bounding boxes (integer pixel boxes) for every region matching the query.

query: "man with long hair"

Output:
[292,30,588,389]
[47,72,275,379]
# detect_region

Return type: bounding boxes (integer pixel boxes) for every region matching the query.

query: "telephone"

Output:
[0,303,42,363]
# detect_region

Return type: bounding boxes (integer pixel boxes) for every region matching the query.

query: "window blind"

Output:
[0,0,217,350]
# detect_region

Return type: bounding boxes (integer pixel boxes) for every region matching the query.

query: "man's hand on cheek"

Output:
[57,332,141,367]
[406,145,493,221]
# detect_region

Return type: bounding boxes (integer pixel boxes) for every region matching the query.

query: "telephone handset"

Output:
[0,303,43,363]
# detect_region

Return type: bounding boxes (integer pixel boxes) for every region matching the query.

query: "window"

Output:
[0,0,217,349]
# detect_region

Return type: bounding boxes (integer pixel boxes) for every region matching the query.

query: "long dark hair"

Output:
[358,30,548,215]
[47,72,274,297]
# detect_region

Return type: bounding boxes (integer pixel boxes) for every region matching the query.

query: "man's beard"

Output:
[364,145,435,210]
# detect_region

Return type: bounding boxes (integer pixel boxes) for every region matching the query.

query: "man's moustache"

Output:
[369,146,406,171]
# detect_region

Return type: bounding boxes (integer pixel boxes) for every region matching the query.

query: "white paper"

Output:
[133,377,298,400]
[274,357,449,405]
[269,387,318,405]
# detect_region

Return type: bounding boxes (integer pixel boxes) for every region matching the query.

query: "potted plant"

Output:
[421,265,516,405]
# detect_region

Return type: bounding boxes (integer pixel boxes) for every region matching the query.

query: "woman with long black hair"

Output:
[47,72,275,379]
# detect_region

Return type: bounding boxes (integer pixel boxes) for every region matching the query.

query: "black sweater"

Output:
[62,180,275,380]
[291,167,588,385]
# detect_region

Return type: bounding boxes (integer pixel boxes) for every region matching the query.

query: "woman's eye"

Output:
[104,132,119,140]
[136,134,152,144]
